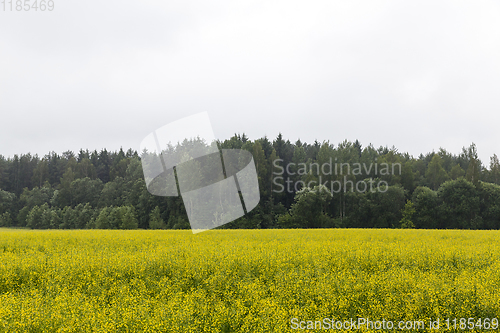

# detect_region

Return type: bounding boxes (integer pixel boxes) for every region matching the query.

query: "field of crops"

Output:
[0,228,499,332]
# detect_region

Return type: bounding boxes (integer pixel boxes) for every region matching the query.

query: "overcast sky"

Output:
[1,0,499,165]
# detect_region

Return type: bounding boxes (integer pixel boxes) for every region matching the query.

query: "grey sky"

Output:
[1,0,499,165]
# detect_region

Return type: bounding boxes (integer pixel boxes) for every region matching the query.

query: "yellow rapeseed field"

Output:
[0,228,499,332]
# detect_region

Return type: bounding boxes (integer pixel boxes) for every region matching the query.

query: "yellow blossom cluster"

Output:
[0,228,499,332]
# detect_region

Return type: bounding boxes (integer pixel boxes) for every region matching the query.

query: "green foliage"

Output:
[119,206,138,230]
[344,184,406,228]
[399,200,415,228]
[74,203,94,229]
[477,181,500,229]
[425,154,449,190]
[412,186,439,229]
[437,178,480,229]
[95,207,111,229]
[27,204,44,229]
[1,138,500,231]
[60,206,77,229]
[172,216,190,229]
[278,185,333,228]
[20,184,53,210]
[149,206,167,230]
[0,189,15,215]
[16,206,30,227]
[465,143,481,185]
[71,178,103,208]
[488,154,500,185]
[450,164,465,180]
[0,212,12,227]
[99,177,126,208]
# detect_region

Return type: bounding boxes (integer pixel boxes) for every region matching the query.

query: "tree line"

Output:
[1,134,500,230]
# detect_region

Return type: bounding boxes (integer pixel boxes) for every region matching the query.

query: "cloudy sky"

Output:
[1,0,499,164]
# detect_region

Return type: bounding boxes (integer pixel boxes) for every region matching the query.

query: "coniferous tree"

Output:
[425,154,449,190]
[488,154,500,185]
[149,206,167,229]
